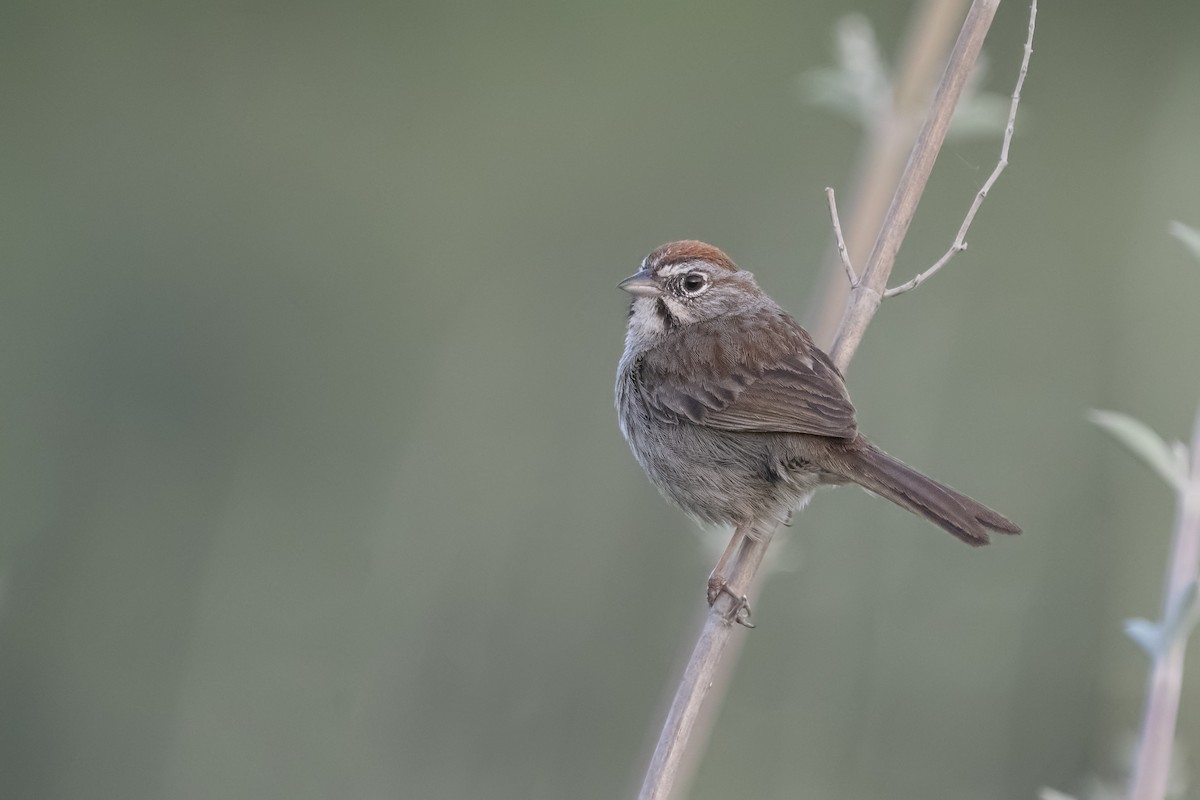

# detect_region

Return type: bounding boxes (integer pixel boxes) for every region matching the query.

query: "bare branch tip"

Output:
[881,0,1035,299]
[825,187,858,287]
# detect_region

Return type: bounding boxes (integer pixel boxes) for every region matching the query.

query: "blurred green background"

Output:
[3,1,1200,798]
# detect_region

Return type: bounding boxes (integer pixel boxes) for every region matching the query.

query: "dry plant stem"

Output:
[829,0,1000,371]
[808,0,970,347]
[1129,408,1200,800]
[638,3,1011,799]
[639,524,773,800]
[886,0,1036,297]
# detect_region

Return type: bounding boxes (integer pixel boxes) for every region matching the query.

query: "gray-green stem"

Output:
[1128,406,1200,800]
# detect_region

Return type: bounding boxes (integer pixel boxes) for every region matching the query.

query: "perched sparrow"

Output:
[615,241,1019,617]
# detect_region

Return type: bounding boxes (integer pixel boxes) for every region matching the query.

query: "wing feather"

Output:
[636,312,858,439]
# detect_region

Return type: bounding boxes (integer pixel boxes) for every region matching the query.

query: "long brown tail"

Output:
[837,438,1021,546]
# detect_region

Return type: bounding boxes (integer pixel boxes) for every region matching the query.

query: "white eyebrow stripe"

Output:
[657,261,702,277]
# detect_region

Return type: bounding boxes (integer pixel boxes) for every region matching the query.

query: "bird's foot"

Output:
[706,576,755,628]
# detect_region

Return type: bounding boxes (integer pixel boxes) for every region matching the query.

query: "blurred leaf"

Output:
[1173,440,1191,473]
[1039,788,1078,800]
[1088,409,1189,492]
[800,14,889,126]
[947,52,1014,141]
[1169,221,1200,262]
[1165,581,1200,648]
[801,13,1017,140]
[947,93,1012,140]
[802,14,1015,141]
[1124,582,1200,659]
[1125,617,1164,658]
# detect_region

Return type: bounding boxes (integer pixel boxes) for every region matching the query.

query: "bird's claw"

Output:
[706,578,756,628]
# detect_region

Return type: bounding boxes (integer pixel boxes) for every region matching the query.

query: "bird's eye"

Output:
[681,273,707,294]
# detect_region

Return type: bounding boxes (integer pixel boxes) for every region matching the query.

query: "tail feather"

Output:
[839,439,1021,546]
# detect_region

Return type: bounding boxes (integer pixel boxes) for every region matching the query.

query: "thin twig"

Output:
[826,187,859,287]
[637,2,1027,798]
[1129,405,1200,800]
[886,0,1036,297]
[828,0,1003,371]
[808,0,971,348]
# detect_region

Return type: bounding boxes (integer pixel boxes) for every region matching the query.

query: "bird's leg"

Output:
[707,523,755,627]
[706,526,745,604]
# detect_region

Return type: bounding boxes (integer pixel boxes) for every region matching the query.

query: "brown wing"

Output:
[637,313,858,439]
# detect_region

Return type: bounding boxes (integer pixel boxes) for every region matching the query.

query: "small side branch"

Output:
[886,0,1037,298]
[826,187,859,287]
[829,0,1003,369]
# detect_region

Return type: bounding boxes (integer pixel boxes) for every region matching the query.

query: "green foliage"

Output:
[1125,581,1200,659]
[1087,409,1188,492]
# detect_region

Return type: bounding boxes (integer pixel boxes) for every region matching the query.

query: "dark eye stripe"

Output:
[654,298,678,330]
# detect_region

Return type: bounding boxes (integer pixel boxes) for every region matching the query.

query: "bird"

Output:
[615,240,1019,622]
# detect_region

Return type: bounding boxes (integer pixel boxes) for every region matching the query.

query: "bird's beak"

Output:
[618,269,660,297]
